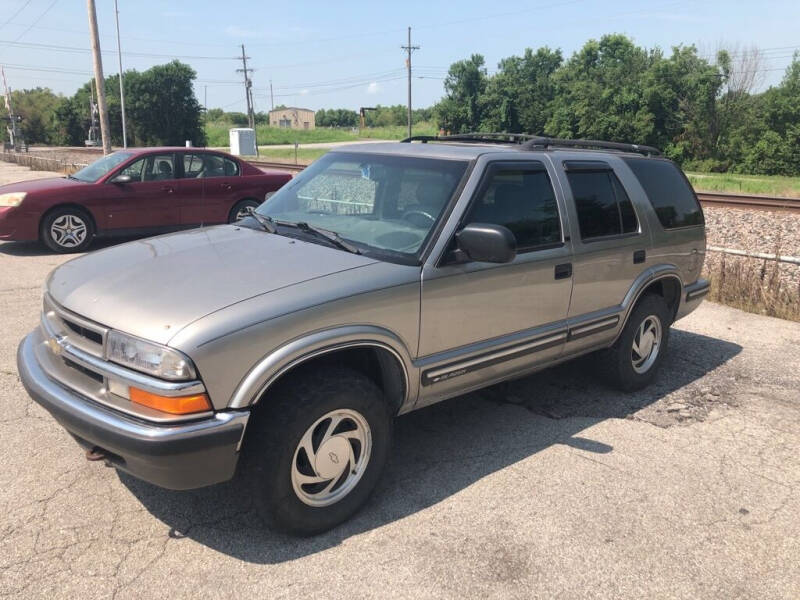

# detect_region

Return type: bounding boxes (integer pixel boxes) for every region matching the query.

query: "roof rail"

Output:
[521,137,661,157]
[400,132,539,145]
[400,132,662,157]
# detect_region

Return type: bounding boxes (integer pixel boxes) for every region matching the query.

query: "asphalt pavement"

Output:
[0,161,798,599]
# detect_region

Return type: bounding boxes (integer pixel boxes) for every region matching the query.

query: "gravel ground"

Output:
[702,207,800,291]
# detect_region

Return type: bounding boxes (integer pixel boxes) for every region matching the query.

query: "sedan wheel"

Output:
[41,208,94,253]
[229,199,260,223]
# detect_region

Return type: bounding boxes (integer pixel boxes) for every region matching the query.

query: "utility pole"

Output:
[87,0,111,154]
[269,79,274,110]
[401,26,419,139]
[113,0,127,148]
[237,44,255,129]
[1,67,23,151]
[204,85,207,113]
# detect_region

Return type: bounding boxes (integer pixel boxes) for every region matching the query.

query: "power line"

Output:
[0,0,34,33]
[0,0,59,57]
[0,38,238,60]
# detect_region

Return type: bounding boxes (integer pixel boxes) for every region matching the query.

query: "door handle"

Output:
[220,182,232,190]
[633,249,646,264]
[554,263,572,280]
[161,186,174,194]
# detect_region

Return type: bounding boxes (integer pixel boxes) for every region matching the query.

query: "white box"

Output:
[229,128,256,156]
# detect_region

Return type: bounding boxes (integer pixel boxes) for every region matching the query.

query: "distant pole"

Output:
[87,0,111,154]
[269,79,274,110]
[401,26,420,138]
[204,85,207,112]
[113,0,127,148]
[238,44,254,129]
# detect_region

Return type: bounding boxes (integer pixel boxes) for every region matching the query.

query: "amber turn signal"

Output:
[129,387,212,415]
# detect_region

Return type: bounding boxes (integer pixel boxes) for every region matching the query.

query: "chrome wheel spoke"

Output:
[631,315,662,374]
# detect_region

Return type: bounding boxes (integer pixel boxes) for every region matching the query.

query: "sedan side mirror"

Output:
[454,223,517,264]
[110,174,132,184]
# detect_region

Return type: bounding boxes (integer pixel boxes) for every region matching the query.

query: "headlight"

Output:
[0,192,26,207]
[106,330,197,380]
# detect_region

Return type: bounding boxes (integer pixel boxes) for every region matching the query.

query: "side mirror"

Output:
[454,223,517,264]
[110,174,132,184]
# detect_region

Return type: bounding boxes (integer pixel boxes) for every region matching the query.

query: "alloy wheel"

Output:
[50,214,88,249]
[631,315,662,374]
[290,408,372,507]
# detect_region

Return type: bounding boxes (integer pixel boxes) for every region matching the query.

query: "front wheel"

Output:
[242,367,392,535]
[40,207,94,253]
[228,199,261,223]
[600,294,671,391]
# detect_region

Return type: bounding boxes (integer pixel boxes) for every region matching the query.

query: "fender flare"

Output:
[227,325,415,411]
[613,265,684,344]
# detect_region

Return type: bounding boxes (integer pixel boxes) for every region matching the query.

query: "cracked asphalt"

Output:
[1,164,799,599]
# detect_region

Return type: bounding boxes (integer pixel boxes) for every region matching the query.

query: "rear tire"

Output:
[40,207,94,253]
[242,367,392,535]
[228,199,260,223]
[600,294,671,392]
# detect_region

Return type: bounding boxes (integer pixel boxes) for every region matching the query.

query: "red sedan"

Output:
[0,147,292,252]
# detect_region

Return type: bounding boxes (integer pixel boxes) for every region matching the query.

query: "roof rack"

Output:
[521,136,661,157]
[400,132,661,157]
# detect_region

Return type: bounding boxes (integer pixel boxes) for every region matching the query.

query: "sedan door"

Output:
[178,153,244,225]
[101,153,181,232]
[417,160,574,406]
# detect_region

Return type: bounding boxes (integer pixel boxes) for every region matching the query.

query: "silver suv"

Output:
[18,134,709,534]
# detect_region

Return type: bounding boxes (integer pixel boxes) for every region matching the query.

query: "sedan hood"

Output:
[0,176,86,195]
[47,225,377,345]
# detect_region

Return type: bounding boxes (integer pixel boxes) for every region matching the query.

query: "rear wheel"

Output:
[40,207,94,253]
[600,294,671,391]
[242,367,392,535]
[228,199,260,223]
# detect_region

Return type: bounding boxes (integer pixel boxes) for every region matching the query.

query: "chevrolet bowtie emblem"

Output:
[46,336,64,356]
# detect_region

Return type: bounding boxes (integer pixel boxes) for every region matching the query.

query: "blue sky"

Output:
[0,0,798,113]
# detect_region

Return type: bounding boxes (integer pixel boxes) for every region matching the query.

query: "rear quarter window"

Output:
[623,158,704,229]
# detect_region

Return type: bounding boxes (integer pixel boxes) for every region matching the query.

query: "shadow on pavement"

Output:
[0,237,144,257]
[120,329,741,563]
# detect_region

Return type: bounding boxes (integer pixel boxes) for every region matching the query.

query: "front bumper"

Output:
[17,331,250,490]
[0,206,37,241]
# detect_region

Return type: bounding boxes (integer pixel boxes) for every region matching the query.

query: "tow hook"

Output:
[85,446,106,461]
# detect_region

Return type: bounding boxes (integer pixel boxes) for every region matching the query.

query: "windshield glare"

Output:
[71,152,134,183]
[256,152,468,260]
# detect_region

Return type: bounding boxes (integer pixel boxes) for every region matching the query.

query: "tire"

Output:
[600,294,671,392]
[242,367,393,535]
[40,207,94,253]
[228,199,261,223]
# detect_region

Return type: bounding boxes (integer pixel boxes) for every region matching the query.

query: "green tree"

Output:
[435,54,488,133]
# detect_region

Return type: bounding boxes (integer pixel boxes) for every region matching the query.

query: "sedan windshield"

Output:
[256,152,468,261]
[71,152,134,183]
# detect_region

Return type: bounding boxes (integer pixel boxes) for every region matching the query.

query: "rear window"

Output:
[565,163,639,240]
[623,158,704,229]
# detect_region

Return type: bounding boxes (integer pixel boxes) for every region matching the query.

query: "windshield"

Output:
[71,152,134,183]
[256,152,468,261]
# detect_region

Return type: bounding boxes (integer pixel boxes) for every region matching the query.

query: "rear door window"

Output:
[622,157,704,229]
[565,162,639,240]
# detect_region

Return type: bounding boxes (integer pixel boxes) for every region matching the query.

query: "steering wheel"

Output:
[402,209,435,228]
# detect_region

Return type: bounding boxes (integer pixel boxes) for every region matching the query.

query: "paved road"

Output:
[0,161,799,598]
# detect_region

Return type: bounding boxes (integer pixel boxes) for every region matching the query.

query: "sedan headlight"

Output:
[107,330,197,381]
[0,192,26,207]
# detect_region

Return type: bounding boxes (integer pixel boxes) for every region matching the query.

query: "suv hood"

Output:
[47,225,377,345]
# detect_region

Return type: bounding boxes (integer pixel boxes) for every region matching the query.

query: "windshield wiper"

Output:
[292,221,361,254]
[248,212,277,233]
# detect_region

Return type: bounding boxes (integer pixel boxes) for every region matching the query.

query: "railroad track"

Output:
[696,192,800,213]
[250,160,307,173]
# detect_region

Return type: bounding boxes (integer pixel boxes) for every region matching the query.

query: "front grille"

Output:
[63,357,104,383]
[63,319,104,345]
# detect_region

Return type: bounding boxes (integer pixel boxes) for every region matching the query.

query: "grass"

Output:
[687,171,800,198]
[249,147,329,163]
[704,254,800,322]
[204,121,438,148]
